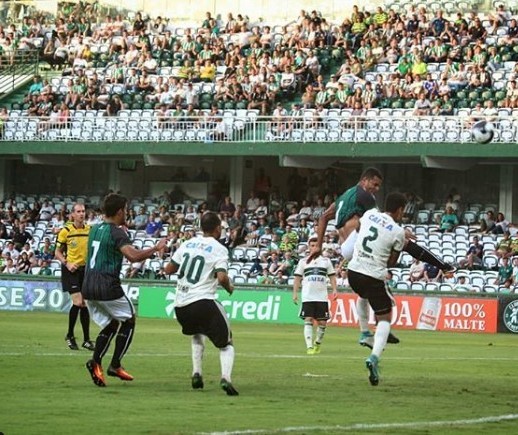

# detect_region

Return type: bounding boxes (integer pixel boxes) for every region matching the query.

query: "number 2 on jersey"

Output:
[178,253,205,284]
[361,226,378,253]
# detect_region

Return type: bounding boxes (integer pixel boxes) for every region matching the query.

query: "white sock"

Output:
[372,320,390,358]
[191,334,205,375]
[316,325,326,344]
[304,321,313,348]
[357,297,370,333]
[220,344,235,381]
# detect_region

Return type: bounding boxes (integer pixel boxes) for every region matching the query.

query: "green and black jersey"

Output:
[82,222,132,301]
[334,185,377,229]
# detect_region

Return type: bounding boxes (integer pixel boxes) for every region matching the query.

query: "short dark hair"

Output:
[102,193,127,218]
[200,211,221,233]
[360,167,383,181]
[384,192,407,213]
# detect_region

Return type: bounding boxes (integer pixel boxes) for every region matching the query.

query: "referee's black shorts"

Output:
[175,299,232,348]
[348,270,394,316]
[61,265,85,294]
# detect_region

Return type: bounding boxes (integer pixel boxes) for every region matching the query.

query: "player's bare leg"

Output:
[191,334,205,389]
[313,320,327,354]
[338,215,361,246]
[366,312,392,386]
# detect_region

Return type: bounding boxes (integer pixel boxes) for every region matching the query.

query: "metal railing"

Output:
[1,113,516,143]
[0,49,40,96]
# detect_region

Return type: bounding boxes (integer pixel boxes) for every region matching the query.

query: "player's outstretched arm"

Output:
[120,238,168,263]
[308,203,335,261]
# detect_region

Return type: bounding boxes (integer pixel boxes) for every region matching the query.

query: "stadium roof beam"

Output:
[420,156,479,171]
[280,155,339,169]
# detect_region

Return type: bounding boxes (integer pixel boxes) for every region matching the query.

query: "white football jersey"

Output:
[171,236,229,307]
[348,208,405,281]
[294,255,335,302]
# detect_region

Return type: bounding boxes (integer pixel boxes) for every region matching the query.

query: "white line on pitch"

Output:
[0,351,517,361]
[198,413,518,435]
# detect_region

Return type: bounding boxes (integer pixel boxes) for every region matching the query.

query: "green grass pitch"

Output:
[1,311,517,435]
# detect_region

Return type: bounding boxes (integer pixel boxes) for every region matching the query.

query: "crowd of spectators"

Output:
[2,2,518,125]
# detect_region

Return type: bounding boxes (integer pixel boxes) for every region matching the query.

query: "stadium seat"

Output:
[416,210,431,224]
[461,211,477,225]
[483,254,499,270]
[399,253,413,267]
[326,130,339,141]
[483,285,498,293]
[411,282,425,291]
[440,283,454,292]
[431,131,445,142]
[392,129,406,141]
[419,130,432,141]
[470,275,485,288]
[232,247,246,262]
[396,281,410,291]
[159,130,172,140]
[315,130,327,142]
[366,130,379,141]
[341,129,354,141]
[245,248,259,261]
[379,130,392,141]
[425,282,440,292]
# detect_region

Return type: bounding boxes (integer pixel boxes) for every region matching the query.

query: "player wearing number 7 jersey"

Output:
[164,211,238,396]
[347,192,407,386]
[82,193,168,387]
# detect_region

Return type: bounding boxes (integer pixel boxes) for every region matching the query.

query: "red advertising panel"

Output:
[329,293,498,333]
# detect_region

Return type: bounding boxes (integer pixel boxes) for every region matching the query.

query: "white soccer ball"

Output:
[472,120,495,144]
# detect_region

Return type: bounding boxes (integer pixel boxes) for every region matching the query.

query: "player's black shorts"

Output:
[175,299,232,348]
[61,266,85,294]
[348,270,394,316]
[299,301,330,321]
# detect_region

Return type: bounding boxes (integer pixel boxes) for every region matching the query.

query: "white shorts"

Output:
[86,295,135,329]
[340,231,358,261]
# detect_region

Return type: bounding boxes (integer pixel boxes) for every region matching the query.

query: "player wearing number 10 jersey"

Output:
[165,211,238,396]
[82,193,167,387]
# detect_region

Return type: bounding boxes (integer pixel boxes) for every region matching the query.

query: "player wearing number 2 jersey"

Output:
[165,211,239,396]
[313,167,455,270]
[82,193,167,387]
[312,167,455,348]
[348,192,407,386]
